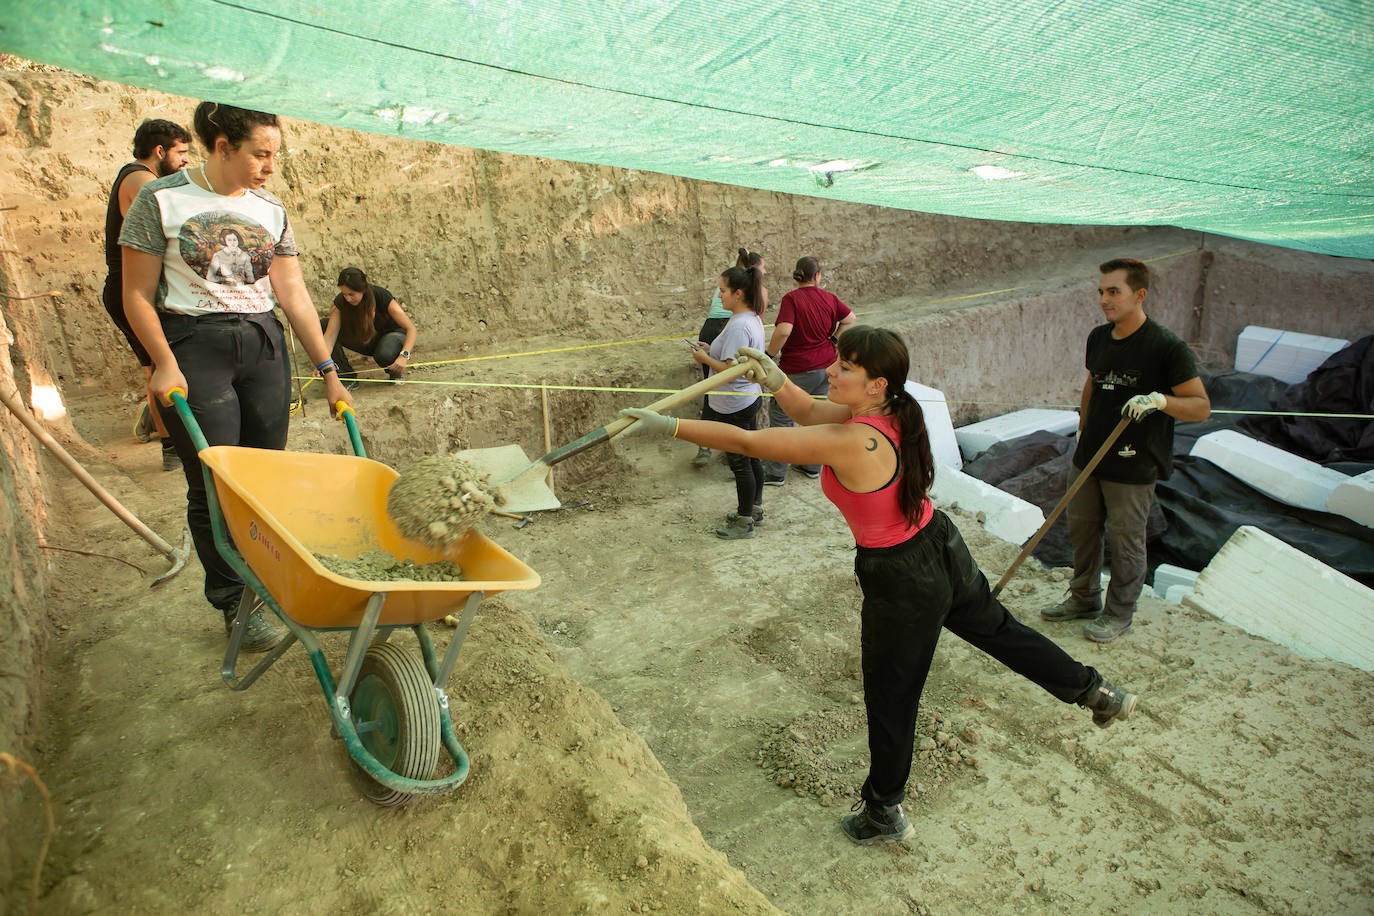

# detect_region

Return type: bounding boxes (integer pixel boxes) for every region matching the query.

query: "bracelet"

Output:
[317,359,337,373]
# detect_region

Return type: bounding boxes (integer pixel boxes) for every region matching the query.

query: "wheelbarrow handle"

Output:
[337,401,366,459]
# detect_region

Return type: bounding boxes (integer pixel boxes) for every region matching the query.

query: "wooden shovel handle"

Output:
[602,357,759,439]
[990,416,1131,597]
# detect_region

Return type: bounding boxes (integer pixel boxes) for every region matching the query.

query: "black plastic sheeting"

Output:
[963,365,1374,588]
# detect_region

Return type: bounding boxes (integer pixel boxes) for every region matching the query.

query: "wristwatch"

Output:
[399,349,410,358]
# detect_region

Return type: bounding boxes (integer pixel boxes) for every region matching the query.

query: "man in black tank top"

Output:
[103,118,190,468]
[1041,258,1210,643]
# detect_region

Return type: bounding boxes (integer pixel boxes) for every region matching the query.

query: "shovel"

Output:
[458,357,762,514]
[0,383,192,585]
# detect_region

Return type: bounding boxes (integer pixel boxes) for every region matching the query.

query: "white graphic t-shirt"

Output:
[118,170,297,316]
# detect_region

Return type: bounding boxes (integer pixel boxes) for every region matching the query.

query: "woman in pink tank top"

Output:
[619,326,1140,846]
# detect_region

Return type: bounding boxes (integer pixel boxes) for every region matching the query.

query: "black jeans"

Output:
[156,311,291,616]
[703,397,763,515]
[322,317,406,376]
[855,510,1099,807]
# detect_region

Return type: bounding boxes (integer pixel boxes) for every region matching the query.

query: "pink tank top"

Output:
[821,414,933,548]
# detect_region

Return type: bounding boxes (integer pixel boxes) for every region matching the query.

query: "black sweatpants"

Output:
[155,311,292,616]
[321,317,406,376]
[855,509,1099,807]
[702,397,763,515]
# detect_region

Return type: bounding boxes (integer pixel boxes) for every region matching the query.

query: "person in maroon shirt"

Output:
[761,256,855,484]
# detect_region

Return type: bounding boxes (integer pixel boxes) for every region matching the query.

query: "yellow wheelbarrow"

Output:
[169,391,539,806]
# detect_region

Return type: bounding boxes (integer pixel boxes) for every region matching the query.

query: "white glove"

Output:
[736,347,786,393]
[615,407,679,440]
[1122,391,1167,421]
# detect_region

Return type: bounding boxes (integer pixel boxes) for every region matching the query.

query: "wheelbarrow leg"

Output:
[335,592,388,704]
[434,591,484,689]
[223,588,297,690]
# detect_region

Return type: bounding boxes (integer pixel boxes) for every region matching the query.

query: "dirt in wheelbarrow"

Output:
[16,387,1374,916]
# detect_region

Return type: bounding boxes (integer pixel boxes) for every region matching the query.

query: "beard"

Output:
[155,155,181,177]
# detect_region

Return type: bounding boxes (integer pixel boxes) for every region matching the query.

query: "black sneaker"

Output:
[226,608,288,653]
[1080,675,1138,728]
[841,799,915,845]
[793,466,821,479]
[763,475,786,487]
[160,443,181,472]
[342,378,360,391]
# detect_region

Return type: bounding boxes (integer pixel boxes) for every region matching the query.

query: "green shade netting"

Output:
[2,0,1371,257]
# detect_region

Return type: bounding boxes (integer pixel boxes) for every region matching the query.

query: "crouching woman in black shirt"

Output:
[321,267,418,383]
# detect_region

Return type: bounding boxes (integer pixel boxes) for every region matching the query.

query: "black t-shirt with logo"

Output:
[1074,318,1198,484]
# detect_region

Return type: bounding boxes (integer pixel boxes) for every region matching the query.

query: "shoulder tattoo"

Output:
[865,436,879,452]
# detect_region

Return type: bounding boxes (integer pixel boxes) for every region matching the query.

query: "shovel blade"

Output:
[454,444,562,513]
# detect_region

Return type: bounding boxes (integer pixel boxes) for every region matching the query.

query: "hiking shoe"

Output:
[160,443,181,472]
[1084,615,1133,644]
[793,466,821,479]
[715,515,756,540]
[726,505,764,526]
[763,475,786,487]
[386,367,405,382]
[1040,594,1101,621]
[226,608,288,653]
[134,402,156,442]
[691,447,712,469]
[1080,675,1138,728]
[841,800,915,845]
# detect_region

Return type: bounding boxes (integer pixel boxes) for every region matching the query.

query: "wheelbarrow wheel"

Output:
[348,641,441,806]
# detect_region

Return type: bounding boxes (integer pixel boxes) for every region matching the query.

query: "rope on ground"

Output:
[1,751,55,908]
[291,374,1374,421]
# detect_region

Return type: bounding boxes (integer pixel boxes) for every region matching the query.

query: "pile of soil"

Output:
[313,551,464,583]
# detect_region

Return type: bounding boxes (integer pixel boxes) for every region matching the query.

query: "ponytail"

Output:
[888,384,934,526]
[720,265,766,315]
[836,326,933,526]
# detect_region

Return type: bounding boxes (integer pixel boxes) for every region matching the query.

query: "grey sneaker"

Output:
[1079,675,1138,728]
[160,444,181,472]
[1084,615,1133,643]
[1041,594,1101,621]
[763,475,786,487]
[841,800,915,845]
[725,505,764,526]
[715,515,755,540]
[226,608,288,653]
[793,466,821,479]
[692,447,711,468]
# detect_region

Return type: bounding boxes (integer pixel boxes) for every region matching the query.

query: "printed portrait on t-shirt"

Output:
[178,211,274,287]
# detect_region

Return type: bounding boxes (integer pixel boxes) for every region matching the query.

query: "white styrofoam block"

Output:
[1190,429,1348,512]
[1327,469,1374,529]
[1164,585,1193,605]
[1182,526,1374,672]
[1153,564,1200,594]
[954,408,1079,461]
[905,380,961,470]
[1235,326,1349,384]
[928,464,1044,546]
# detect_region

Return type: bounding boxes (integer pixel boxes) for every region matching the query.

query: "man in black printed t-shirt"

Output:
[1041,258,1210,643]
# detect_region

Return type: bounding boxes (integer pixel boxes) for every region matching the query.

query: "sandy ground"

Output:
[8,366,1372,915]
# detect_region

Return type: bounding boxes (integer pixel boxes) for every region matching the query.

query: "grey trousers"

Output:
[1065,468,1155,621]
[764,367,829,479]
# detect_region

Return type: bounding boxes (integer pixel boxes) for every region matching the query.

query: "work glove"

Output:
[736,347,786,393]
[1122,391,1167,421]
[615,407,679,440]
